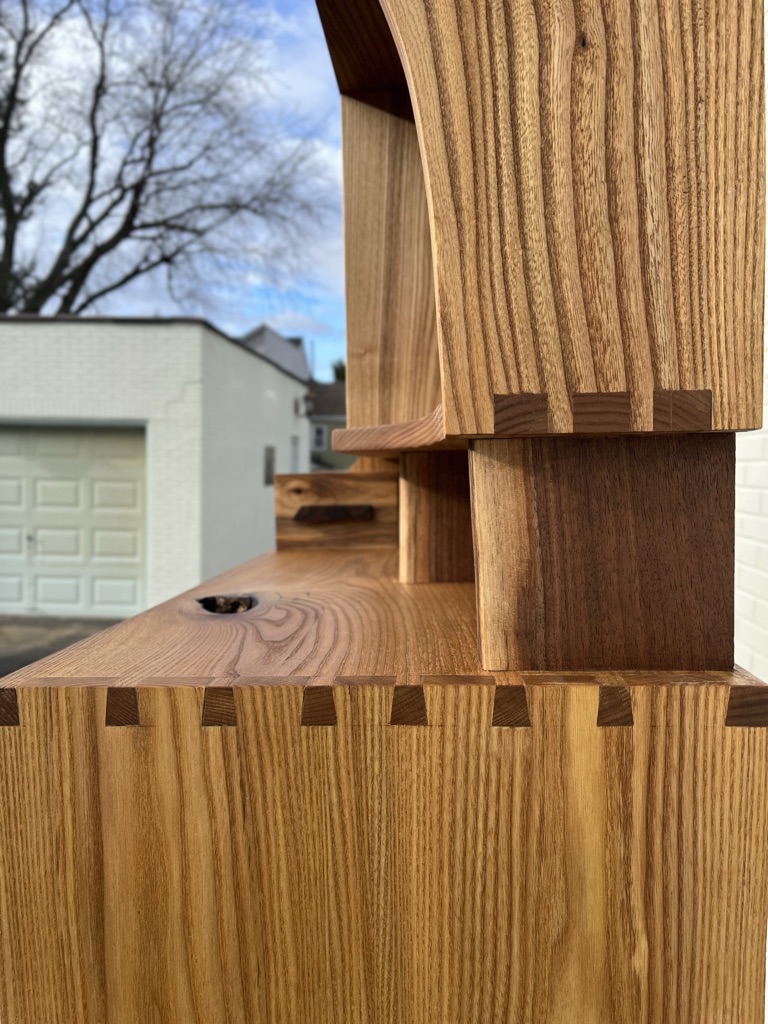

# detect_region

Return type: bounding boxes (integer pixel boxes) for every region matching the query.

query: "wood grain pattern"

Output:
[653,389,713,431]
[201,687,237,727]
[301,685,338,726]
[104,687,140,727]
[275,472,397,550]
[491,686,531,727]
[3,547,755,690]
[343,97,441,430]
[389,684,429,725]
[571,392,632,433]
[374,0,764,434]
[725,685,768,727]
[0,688,19,726]
[334,389,718,453]
[332,406,463,455]
[399,452,474,583]
[469,434,735,670]
[0,683,766,1022]
[493,394,550,434]
[596,685,634,726]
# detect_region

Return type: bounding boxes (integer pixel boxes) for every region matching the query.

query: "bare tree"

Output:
[0,0,331,314]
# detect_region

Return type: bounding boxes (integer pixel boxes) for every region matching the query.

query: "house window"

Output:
[312,424,328,452]
[263,445,276,486]
[290,435,300,473]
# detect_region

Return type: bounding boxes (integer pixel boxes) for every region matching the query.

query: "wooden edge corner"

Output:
[301,685,338,726]
[334,675,397,686]
[421,674,496,686]
[725,685,768,727]
[201,687,237,727]
[596,685,634,727]
[105,687,141,727]
[389,685,429,726]
[492,686,531,727]
[0,688,20,727]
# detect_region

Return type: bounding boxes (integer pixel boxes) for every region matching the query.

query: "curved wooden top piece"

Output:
[321,0,766,436]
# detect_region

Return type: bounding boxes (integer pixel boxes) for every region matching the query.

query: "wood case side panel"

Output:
[379,0,765,434]
[0,684,766,1022]
[342,96,441,430]
[469,434,735,670]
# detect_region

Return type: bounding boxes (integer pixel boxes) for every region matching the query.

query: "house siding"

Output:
[200,328,308,578]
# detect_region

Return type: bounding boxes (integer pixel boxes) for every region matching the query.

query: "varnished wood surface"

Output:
[470,433,735,670]
[274,472,397,550]
[398,452,474,583]
[373,0,764,435]
[0,683,766,1022]
[2,544,758,690]
[343,98,441,429]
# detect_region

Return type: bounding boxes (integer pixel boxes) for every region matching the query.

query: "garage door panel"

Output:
[0,427,145,616]
[35,478,82,509]
[0,479,23,508]
[35,528,82,559]
[92,480,140,511]
[92,529,139,561]
[92,577,139,608]
[35,576,81,606]
[0,576,24,605]
[0,528,24,555]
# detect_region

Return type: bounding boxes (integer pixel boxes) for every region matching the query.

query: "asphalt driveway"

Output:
[0,615,118,678]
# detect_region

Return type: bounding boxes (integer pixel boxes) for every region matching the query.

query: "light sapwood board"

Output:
[0,683,766,1023]
[342,97,441,430]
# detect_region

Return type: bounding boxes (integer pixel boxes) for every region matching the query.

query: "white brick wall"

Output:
[0,318,308,610]
[736,366,768,679]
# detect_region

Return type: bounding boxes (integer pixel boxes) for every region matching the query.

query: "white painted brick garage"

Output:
[736,352,768,679]
[0,317,309,613]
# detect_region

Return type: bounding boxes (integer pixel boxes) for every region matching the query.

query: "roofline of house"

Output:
[0,314,311,386]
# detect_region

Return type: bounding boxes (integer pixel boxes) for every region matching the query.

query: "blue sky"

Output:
[109,0,346,381]
[240,0,345,381]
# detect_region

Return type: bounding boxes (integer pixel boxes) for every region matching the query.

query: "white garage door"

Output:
[0,427,145,617]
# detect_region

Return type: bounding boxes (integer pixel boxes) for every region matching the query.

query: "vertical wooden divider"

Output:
[399,451,473,583]
[342,96,441,430]
[469,434,735,670]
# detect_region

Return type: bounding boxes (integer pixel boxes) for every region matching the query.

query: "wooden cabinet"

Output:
[0,1,766,1020]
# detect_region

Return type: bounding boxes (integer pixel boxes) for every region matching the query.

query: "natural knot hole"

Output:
[196,594,256,614]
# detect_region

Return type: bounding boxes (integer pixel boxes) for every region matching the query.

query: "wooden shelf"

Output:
[1,546,761,691]
[332,405,465,455]
[332,390,724,455]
